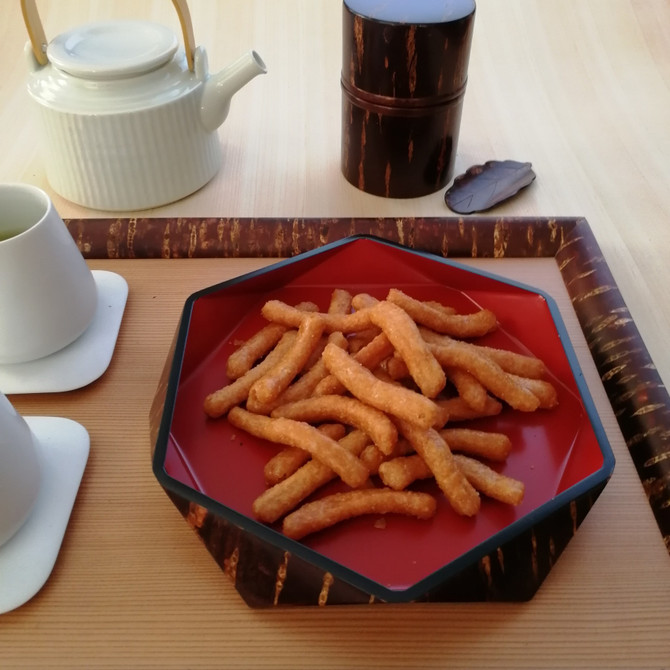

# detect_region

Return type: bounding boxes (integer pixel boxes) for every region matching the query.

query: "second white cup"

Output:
[0,184,98,365]
[0,392,41,547]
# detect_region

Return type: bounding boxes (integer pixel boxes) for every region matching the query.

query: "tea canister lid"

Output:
[344,0,475,24]
[342,0,476,103]
[46,20,179,79]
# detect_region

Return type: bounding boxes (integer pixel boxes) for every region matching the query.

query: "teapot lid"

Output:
[46,20,179,79]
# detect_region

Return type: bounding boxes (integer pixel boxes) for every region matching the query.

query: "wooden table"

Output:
[1,1,669,668]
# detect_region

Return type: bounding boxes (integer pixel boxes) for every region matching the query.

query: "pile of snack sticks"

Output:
[204,288,558,540]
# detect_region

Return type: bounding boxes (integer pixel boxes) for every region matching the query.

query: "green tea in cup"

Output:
[0,228,27,242]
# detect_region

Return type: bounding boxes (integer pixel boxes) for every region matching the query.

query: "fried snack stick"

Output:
[426,339,540,412]
[261,299,374,333]
[359,438,414,476]
[228,408,369,489]
[246,332,349,415]
[434,395,503,424]
[226,322,287,380]
[387,288,497,338]
[363,428,510,477]
[425,300,458,316]
[253,430,371,523]
[386,362,503,428]
[314,332,394,396]
[350,292,379,310]
[385,352,410,381]
[420,328,547,379]
[327,288,353,315]
[445,367,489,412]
[479,346,546,379]
[204,331,298,418]
[321,343,440,430]
[510,374,558,409]
[378,454,431,490]
[378,454,524,506]
[354,291,462,318]
[396,419,480,516]
[299,289,351,372]
[439,428,512,461]
[225,301,318,380]
[454,454,525,506]
[271,394,398,455]
[282,488,437,540]
[263,423,347,485]
[347,329,382,353]
[385,354,488,414]
[368,300,446,398]
[249,314,325,406]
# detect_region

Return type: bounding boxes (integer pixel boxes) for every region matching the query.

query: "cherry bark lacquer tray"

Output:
[66,216,670,606]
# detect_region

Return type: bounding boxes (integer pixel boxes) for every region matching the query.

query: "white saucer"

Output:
[0,271,128,394]
[0,416,89,615]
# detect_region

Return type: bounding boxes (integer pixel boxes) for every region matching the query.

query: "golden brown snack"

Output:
[378,453,524,506]
[263,423,347,485]
[350,292,379,310]
[207,285,560,542]
[246,331,349,415]
[225,322,287,381]
[378,454,431,490]
[446,366,489,412]
[453,454,525,505]
[434,395,503,423]
[253,430,371,523]
[261,299,373,333]
[396,419,481,516]
[478,346,547,379]
[369,300,446,398]
[439,428,512,461]
[387,288,497,338]
[248,314,325,405]
[271,394,398,455]
[385,352,410,381]
[511,374,559,409]
[358,437,414,476]
[314,332,393,396]
[347,329,382,353]
[420,327,547,379]
[225,301,319,380]
[327,288,353,315]
[203,331,298,418]
[426,338,540,412]
[227,408,369,489]
[321,342,440,430]
[282,488,437,540]
[425,300,457,316]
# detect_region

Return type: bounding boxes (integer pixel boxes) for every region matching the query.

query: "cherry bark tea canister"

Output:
[341,0,476,198]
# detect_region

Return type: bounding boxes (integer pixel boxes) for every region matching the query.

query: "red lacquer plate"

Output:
[153,236,614,603]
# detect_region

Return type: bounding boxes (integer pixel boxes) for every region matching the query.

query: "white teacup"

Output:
[0,184,98,364]
[0,393,41,547]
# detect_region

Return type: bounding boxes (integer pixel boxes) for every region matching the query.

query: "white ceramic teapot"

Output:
[22,0,266,211]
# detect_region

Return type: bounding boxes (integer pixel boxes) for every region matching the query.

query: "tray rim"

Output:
[65,214,668,555]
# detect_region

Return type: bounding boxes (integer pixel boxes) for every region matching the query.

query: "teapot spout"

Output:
[201,50,267,132]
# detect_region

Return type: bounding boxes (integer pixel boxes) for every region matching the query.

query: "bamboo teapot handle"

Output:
[20,0,196,71]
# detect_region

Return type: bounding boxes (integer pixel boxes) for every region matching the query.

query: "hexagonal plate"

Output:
[153,235,614,602]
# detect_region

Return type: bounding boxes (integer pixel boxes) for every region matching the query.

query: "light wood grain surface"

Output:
[1,1,669,668]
